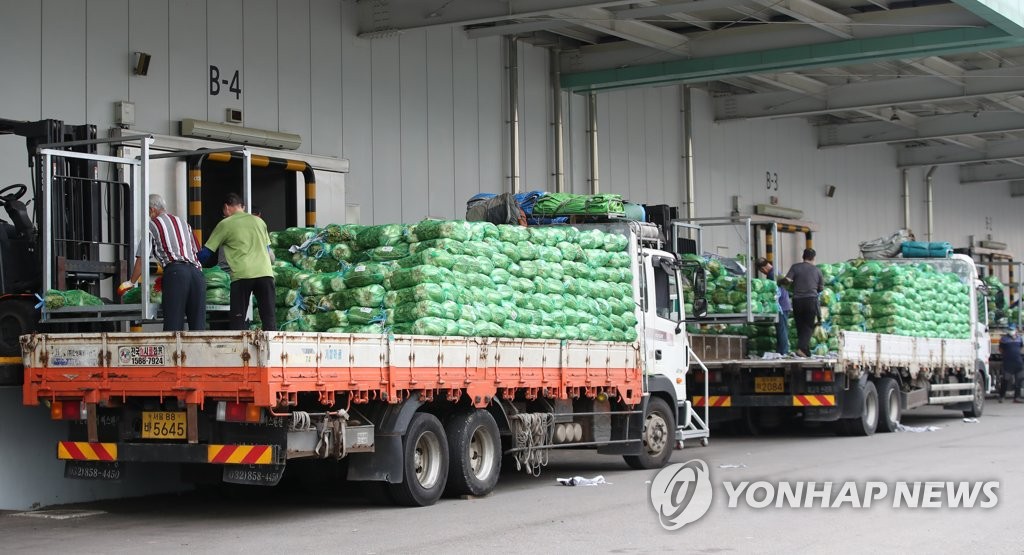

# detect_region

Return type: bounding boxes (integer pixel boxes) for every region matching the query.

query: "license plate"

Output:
[142,411,186,439]
[754,376,785,393]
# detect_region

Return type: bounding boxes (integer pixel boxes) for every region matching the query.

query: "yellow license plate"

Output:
[142,411,186,440]
[754,377,785,393]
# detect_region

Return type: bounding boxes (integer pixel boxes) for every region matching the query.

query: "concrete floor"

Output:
[2,402,1021,554]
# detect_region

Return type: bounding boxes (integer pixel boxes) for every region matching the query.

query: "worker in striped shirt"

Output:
[124,194,207,331]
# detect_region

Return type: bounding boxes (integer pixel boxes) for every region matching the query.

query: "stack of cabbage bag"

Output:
[267,220,638,341]
[820,260,970,340]
[690,259,970,357]
[680,254,778,317]
[203,266,231,306]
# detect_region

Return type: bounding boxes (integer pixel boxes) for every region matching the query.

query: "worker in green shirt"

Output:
[198,193,277,331]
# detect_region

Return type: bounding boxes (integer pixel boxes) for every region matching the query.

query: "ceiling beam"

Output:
[553,6,691,55]
[562,26,1024,93]
[623,2,716,31]
[613,0,750,19]
[357,0,639,36]
[960,163,1024,183]
[559,4,984,72]
[751,0,854,39]
[714,65,1024,121]
[464,20,603,43]
[897,139,1024,167]
[819,112,1024,147]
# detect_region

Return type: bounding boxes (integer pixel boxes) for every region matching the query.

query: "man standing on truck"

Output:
[198,193,277,331]
[998,324,1024,403]
[757,257,791,354]
[123,194,207,331]
[780,248,823,357]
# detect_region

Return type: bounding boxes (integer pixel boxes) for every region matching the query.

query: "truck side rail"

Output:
[836,330,975,378]
[22,331,644,409]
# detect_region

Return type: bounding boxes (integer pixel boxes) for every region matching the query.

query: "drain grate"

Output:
[12,509,106,520]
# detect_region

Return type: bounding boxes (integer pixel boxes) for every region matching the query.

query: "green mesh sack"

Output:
[324,223,362,243]
[356,224,407,249]
[328,242,356,262]
[276,227,321,248]
[606,252,631,269]
[413,220,472,242]
[281,317,314,332]
[577,229,605,250]
[344,263,390,288]
[368,244,410,261]
[516,241,538,262]
[346,306,386,325]
[308,310,349,330]
[45,289,103,309]
[275,288,293,306]
[512,261,537,280]
[603,233,629,252]
[491,240,521,263]
[583,249,612,268]
[274,265,302,287]
[385,282,463,308]
[390,300,462,323]
[272,248,294,263]
[391,319,456,337]
[452,272,494,289]
[557,241,584,262]
[387,265,455,290]
[461,240,498,260]
[497,224,530,243]
[468,221,499,241]
[395,248,456,270]
[508,277,536,294]
[409,238,466,255]
[490,268,512,285]
[203,266,231,289]
[473,321,505,337]
[206,288,230,306]
[451,255,494,276]
[534,277,564,295]
[299,272,339,296]
[536,246,563,264]
[327,284,386,310]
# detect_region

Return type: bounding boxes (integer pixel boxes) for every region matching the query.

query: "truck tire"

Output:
[837,380,878,437]
[444,410,501,497]
[389,412,449,507]
[876,377,900,433]
[964,372,985,418]
[624,396,675,470]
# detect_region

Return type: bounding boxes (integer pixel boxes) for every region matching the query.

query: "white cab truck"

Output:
[687,254,989,435]
[22,222,711,506]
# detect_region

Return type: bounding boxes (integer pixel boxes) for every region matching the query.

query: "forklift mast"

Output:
[0,118,131,296]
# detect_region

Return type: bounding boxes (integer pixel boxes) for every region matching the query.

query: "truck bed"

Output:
[693,331,975,376]
[22,331,644,408]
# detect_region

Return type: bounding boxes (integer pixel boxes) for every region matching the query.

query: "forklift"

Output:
[0,118,132,384]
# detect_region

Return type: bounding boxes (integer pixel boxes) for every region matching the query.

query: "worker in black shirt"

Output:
[780,248,823,357]
[998,324,1024,403]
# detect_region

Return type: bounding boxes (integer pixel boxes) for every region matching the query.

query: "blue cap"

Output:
[1010,323,1017,331]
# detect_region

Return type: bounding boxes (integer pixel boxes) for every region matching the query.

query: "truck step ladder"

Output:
[676,347,710,448]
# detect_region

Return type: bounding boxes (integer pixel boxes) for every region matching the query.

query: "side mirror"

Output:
[693,298,708,318]
[693,266,707,297]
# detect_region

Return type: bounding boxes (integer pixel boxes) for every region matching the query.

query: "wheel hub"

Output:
[644,413,668,454]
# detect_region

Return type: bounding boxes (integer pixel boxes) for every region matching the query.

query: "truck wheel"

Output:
[624,396,675,470]
[445,410,501,497]
[964,372,985,418]
[389,412,449,507]
[876,378,900,433]
[837,380,878,437]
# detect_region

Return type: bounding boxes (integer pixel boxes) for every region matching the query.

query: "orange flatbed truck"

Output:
[22,222,711,506]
